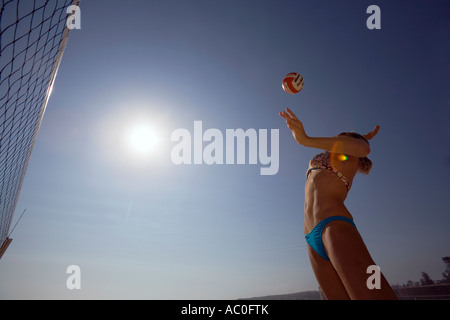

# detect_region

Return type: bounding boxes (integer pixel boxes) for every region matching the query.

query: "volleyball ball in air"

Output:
[282,72,304,94]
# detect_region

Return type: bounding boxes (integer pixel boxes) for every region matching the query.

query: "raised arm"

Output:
[280,108,375,158]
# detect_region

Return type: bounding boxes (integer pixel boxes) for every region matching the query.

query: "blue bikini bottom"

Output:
[305,216,356,261]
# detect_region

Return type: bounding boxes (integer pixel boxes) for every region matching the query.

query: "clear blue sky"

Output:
[0,0,449,299]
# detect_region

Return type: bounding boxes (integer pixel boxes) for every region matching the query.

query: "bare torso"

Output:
[303,153,359,234]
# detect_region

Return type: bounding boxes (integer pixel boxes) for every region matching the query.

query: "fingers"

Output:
[280,111,298,126]
[279,110,289,118]
[279,112,293,125]
[279,112,289,122]
[369,125,380,138]
[279,108,299,120]
[279,112,292,122]
[279,111,298,130]
[373,125,380,134]
[286,107,299,120]
[363,125,380,140]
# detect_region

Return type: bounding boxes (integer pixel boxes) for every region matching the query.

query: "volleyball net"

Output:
[0,0,80,256]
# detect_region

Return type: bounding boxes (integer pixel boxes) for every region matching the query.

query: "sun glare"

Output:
[128,124,160,155]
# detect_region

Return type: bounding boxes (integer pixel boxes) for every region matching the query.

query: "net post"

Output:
[0,237,13,261]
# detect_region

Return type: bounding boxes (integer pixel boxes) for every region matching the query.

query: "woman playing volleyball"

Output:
[280,107,397,300]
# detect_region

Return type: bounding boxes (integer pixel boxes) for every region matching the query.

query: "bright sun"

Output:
[127,124,160,155]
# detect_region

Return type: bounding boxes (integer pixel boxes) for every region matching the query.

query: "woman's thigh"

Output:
[322,221,397,299]
[307,246,350,300]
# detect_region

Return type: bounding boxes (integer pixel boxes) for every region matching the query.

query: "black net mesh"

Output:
[0,0,79,247]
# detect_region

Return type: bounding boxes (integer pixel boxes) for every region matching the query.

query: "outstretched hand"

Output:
[362,125,380,141]
[279,107,308,145]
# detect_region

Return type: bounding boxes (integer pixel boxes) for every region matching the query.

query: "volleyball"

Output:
[282,72,304,94]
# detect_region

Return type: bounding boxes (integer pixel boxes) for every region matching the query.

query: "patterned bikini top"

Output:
[306,151,350,191]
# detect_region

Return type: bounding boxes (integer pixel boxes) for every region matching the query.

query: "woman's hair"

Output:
[338,131,372,174]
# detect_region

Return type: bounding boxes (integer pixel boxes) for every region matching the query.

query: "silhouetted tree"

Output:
[406,280,415,287]
[420,272,434,286]
[442,257,450,283]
